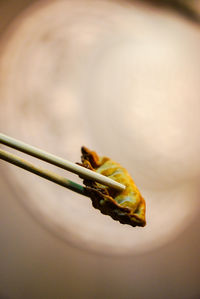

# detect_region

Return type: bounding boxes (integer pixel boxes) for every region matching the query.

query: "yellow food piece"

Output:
[80,147,146,227]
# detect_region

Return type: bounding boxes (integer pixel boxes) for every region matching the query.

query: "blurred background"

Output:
[0,0,200,298]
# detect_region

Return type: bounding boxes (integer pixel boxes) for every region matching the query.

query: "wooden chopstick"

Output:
[0,148,88,196]
[0,133,125,192]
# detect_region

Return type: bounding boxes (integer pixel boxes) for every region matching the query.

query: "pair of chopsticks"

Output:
[0,133,125,197]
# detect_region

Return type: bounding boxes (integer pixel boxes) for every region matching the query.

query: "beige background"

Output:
[0,1,200,299]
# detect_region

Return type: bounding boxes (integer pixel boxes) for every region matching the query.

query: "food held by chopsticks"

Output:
[79,147,146,227]
[0,133,146,227]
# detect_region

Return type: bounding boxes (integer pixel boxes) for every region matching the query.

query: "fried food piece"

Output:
[79,147,146,227]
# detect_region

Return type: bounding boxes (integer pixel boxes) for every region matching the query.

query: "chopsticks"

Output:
[0,133,125,195]
[0,148,87,196]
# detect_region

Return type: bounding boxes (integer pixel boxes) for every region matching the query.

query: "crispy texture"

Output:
[79,147,146,227]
